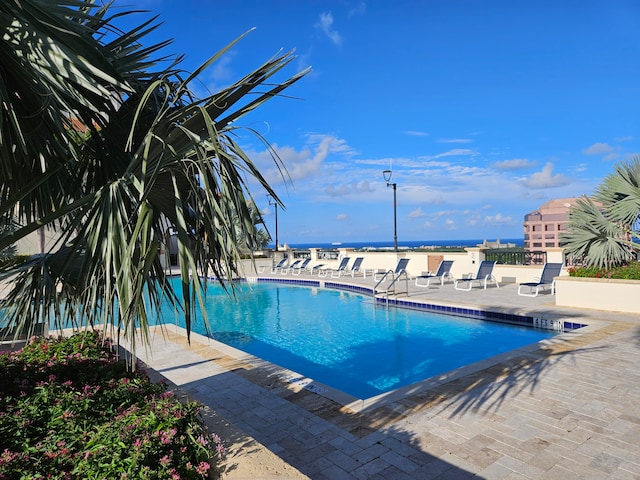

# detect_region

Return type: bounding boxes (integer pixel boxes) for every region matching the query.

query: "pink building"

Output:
[523,198,579,251]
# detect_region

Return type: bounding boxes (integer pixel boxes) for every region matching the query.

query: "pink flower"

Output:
[196,462,210,475]
[160,455,170,466]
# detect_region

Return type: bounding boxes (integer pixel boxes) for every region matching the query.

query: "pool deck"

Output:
[128,271,640,479]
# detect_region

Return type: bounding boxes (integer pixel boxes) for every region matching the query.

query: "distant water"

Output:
[272,238,524,250]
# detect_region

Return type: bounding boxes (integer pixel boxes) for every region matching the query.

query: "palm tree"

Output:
[0,1,309,360]
[232,199,271,252]
[562,157,640,268]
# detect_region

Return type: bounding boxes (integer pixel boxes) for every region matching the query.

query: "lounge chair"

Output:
[518,263,563,297]
[281,259,302,274]
[270,258,288,274]
[333,257,364,278]
[289,257,311,275]
[320,257,350,277]
[305,263,326,275]
[257,257,286,274]
[415,260,454,287]
[374,258,410,281]
[346,257,365,277]
[454,260,499,290]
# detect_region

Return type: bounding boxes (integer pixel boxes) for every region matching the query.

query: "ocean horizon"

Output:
[272,238,524,251]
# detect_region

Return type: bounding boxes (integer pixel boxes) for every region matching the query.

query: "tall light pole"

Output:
[383,169,398,252]
[267,195,279,251]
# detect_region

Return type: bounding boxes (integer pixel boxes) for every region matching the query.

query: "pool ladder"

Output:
[373,270,410,306]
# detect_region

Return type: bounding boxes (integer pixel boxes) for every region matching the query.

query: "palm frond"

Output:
[561,196,636,268]
[595,157,640,230]
[1,2,310,355]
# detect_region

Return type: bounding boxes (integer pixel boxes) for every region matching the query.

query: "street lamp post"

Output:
[383,169,398,252]
[268,195,279,251]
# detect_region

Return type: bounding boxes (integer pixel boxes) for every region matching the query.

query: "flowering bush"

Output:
[0,331,225,479]
[567,261,640,280]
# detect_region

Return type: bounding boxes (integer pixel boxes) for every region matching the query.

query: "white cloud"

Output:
[305,133,356,155]
[403,130,430,137]
[315,12,342,46]
[408,207,426,218]
[437,138,473,144]
[484,213,513,225]
[348,1,366,16]
[614,136,634,142]
[433,149,476,159]
[324,181,375,197]
[491,158,536,170]
[582,142,614,155]
[336,213,349,221]
[521,162,571,189]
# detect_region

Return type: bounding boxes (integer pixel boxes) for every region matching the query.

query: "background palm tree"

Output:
[561,157,640,268]
[0,0,309,359]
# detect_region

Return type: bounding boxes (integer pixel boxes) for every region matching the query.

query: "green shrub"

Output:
[0,331,224,479]
[568,261,640,280]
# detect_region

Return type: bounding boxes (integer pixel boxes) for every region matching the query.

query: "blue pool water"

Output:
[162,280,557,399]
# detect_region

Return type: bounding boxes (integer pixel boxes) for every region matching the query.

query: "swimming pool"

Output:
[162,280,559,399]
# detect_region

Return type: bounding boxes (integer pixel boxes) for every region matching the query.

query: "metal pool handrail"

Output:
[374,269,410,305]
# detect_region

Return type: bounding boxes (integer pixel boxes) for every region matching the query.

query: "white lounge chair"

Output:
[320,257,350,277]
[518,263,563,297]
[374,258,410,281]
[289,257,311,275]
[333,257,364,278]
[345,257,365,277]
[454,260,499,290]
[281,259,302,274]
[270,258,288,274]
[305,263,326,275]
[415,260,454,287]
[257,257,286,274]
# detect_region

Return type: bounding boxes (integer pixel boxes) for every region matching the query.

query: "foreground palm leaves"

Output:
[0,1,309,357]
[562,157,640,268]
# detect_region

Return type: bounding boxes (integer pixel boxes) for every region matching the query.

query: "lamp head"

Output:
[383,169,392,184]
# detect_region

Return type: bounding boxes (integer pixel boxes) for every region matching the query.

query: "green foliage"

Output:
[0,332,223,479]
[0,1,309,352]
[568,261,640,280]
[562,157,640,269]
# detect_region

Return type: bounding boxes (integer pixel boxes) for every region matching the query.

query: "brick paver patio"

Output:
[129,272,640,479]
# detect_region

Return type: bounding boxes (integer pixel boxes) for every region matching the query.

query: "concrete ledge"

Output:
[556,276,640,313]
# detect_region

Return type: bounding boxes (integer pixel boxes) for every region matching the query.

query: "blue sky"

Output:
[113,0,640,245]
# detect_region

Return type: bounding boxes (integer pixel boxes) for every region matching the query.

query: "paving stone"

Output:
[313,464,352,480]
[122,282,640,480]
[325,449,362,472]
[379,449,420,473]
[351,457,390,479]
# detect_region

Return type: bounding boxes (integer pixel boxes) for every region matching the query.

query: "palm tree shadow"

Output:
[441,344,608,419]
